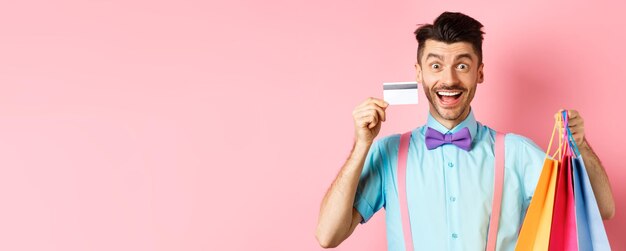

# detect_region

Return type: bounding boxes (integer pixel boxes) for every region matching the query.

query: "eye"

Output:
[456,64,469,70]
[431,64,441,70]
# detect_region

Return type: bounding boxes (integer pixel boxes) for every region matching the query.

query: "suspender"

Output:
[397,131,506,251]
[397,132,414,251]
[488,132,506,250]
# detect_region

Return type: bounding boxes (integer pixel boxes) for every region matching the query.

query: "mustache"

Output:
[433,85,467,92]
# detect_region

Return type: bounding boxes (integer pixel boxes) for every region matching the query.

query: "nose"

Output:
[441,66,459,85]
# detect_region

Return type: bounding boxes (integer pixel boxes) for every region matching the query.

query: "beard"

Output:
[433,100,469,120]
[424,84,475,122]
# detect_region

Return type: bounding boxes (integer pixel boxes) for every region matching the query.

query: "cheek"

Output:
[460,74,479,90]
[421,73,439,87]
[465,72,480,82]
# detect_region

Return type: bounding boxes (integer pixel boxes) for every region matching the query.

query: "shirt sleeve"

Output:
[353,138,387,224]
[510,133,548,204]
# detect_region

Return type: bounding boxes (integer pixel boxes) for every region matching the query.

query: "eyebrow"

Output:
[425,53,443,61]
[425,53,475,62]
[455,53,474,61]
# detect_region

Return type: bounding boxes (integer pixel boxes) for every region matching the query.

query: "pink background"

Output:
[0,0,624,250]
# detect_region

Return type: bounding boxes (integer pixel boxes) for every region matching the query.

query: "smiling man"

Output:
[316,12,615,250]
[420,39,482,129]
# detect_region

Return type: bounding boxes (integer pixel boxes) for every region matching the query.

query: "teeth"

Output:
[437,91,461,96]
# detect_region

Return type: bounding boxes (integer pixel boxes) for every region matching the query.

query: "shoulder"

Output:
[504,133,542,150]
[371,127,422,154]
[498,131,546,162]
[480,123,543,152]
[372,133,400,154]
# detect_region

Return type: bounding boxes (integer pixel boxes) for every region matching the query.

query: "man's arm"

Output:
[316,97,388,248]
[315,141,367,248]
[562,110,615,220]
[578,138,615,220]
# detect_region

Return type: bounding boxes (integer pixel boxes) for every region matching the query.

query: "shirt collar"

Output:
[426,108,478,141]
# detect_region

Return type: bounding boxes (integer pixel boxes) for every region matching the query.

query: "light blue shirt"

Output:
[353,110,546,251]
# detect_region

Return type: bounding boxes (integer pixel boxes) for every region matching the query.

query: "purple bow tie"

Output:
[425,127,472,151]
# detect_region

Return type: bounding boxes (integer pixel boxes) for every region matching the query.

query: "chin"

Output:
[436,107,466,121]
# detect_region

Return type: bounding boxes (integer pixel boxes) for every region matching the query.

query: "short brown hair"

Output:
[414,12,485,65]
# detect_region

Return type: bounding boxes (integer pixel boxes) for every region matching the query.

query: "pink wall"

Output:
[0,0,624,250]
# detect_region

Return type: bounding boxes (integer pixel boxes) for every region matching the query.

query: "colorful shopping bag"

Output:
[546,111,578,250]
[572,155,612,250]
[517,110,611,250]
[515,116,561,251]
[571,143,612,250]
[548,129,578,251]
[515,151,559,250]
[573,154,592,250]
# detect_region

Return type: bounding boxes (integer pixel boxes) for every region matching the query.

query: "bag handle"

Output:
[548,113,568,160]
[562,110,581,157]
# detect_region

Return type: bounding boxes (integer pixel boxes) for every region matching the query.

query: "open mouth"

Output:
[436,91,463,107]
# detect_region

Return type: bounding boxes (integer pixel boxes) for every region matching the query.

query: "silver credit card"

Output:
[383,82,418,105]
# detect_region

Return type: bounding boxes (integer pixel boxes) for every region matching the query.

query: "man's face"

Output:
[415,40,484,128]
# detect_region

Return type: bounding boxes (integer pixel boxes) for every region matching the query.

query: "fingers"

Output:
[554,109,582,124]
[567,114,583,132]
[561,109,583,127]
[366,97,389,108]
[362,103,386,122]
[555,109,585,146]
[369,117,379,129]
[358,97,388,110]
[352,97,389,143]
[353,109,379,128]
[354,97,388,121]
[569,129,584,146]
[554,109,567,123]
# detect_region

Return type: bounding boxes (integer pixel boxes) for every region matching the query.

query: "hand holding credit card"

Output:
[383,82,418,105]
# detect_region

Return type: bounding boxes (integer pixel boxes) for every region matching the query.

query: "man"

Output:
[315,12,615,250]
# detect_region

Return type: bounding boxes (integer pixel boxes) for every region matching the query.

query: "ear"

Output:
[415,63,423,83]
[477,63,484,84]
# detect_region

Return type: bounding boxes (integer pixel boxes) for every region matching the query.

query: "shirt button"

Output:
[452,233,458,239]
[448,162,454,168]
[450,196,456,202]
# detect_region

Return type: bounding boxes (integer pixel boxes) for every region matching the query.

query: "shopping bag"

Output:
[547,110,578,250]
[548,139,578,251]
[515,158,559,250]
[572,147,611,250]
[517,110,612,250]
[573,154,592,250]
[515,120,560,251]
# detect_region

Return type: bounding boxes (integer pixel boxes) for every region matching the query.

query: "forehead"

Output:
[421,40,478,62]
